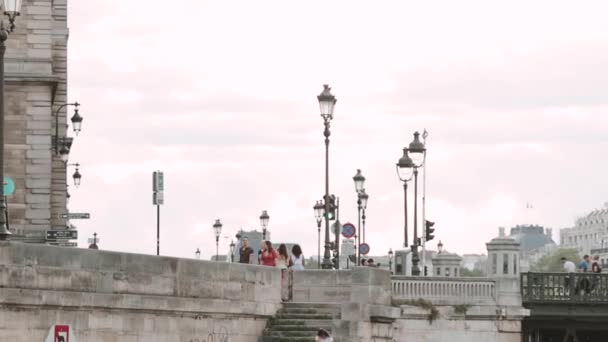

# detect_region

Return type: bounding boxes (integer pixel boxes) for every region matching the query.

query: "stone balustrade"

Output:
[391,276,497,305]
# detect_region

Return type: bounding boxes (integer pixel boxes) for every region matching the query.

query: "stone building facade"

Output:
[5,0,70,241]
[560,203,608,255]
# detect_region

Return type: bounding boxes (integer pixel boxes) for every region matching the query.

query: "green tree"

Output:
[460,268,485,277]
[531,248,581,272]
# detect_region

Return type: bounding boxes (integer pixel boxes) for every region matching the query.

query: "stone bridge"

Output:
[0,241,529,341]
[521,272,608,341]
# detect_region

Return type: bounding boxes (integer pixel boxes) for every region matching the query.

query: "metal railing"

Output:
[391,276,496,305]
[521,272,608,304]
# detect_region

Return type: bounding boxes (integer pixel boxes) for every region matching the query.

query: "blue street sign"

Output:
[341,223,356,239]
[359,243,370,255]
[3,177,15,196]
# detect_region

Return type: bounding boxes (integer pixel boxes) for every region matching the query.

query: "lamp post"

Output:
[229,240,236,262]
[360,189,369,243]
[53,102,82,163]
[388,248,394,274]
[353,169,365,265]
[408,132,426,276]
[195,248,201,259]
[437,240,443,254]
[396,148,414,249]
[213,219,222,261]
[260,210,269,240]
[0,0,23,241]
[317,84,337,269]
[313,200,324,268]
[67,163,82,187]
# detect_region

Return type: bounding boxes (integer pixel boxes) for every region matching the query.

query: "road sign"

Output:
[60,213,90,219]
[153,171,164,191]
[3,176,14,196]
[153,191,164,205]
[341,238,355,255]
[46,230,78,240]
[341,223,356,238]
[359,243,370,255]
[50,242,77,247]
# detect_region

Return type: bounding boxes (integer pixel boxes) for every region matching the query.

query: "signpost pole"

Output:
[156,204,160,256]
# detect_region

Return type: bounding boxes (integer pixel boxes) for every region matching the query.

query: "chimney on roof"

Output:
[546,228,553,238]
[499,227,505,237]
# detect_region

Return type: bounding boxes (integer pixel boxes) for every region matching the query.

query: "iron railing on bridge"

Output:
[521,272,608,304]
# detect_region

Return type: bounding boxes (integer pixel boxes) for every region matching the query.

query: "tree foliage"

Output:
[531,248,581,272]
[460,268,485,277]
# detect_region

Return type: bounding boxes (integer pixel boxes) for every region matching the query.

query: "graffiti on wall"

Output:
[189,325,229,342]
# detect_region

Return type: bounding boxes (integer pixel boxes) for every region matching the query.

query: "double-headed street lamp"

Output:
[0,0,23,241]
[395,132,426,276]
[313,200,324,268]
[213,219,222,261]
[260,210,269,240]
[54,102,83,163]
[317,84,337,269]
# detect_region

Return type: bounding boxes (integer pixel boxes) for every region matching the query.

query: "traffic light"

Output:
[325,195,337,220]
[424,266,428,276]
[425,220,435,241]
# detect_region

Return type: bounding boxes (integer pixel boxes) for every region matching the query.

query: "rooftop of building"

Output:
[508,224,555,252]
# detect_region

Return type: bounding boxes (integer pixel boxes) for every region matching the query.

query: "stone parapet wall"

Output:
[292,269,352,303]
[0,242,282,341]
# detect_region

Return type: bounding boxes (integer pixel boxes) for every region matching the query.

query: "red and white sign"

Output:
[45,325,77,342]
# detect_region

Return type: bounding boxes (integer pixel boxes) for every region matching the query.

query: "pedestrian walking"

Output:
[260,240,278,267]
[277,244,291,301]
[561,257,576,295]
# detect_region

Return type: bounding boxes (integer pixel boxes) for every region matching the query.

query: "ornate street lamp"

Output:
[360,188,369,243]
[260,210,269,240]
[388,248,394,274]
[229,240,236,262]
[69,164,82,188]
[71,107,83,135]
[317,84,337,269]
[195,248,201,259]
[0,0,23,241]
[213,219,222,261]
[408,132,427,276]
[313,200,324,268]
[437,240,443,254]
[396,148,414,248]
[353,169,366,265]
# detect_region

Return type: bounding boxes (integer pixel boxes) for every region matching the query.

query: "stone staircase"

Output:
[259,303,340,342]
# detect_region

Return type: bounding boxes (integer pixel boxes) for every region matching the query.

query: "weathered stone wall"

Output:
[5,0,69,239]
[291,270,352,303]
[0,242,282,341]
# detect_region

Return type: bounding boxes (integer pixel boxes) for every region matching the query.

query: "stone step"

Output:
[278,307,340,315]
[269,330,325,338]
[275,313,334,320]
[259,337,317,342]
[270,324,331,332]
[271,318,334,327]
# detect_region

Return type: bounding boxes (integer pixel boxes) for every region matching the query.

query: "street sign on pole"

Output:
[359,243,370,255]
[46,230,78,240]
[60,213,90,220]
[49,242,77,247]
[341,223,356,238]
[3,176,14,196]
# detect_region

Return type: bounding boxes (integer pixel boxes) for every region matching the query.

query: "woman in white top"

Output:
[290,244,305,271]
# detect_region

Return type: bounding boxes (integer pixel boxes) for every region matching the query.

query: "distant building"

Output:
[211,255,227,262]
[505,224,556,272]
[461,254,487,273]
[560,204,608,255]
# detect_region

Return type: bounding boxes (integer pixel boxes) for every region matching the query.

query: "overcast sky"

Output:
[67,0,608,259]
